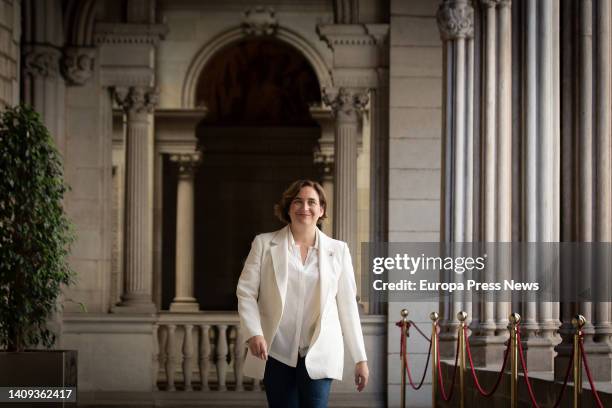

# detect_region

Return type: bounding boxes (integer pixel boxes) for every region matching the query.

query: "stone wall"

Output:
[387,0,443,406]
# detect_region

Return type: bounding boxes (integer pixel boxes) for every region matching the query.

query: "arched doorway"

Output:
[162,38,323,310]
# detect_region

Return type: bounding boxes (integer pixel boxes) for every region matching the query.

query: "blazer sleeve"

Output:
[336,242,368,364]
[236,235,265,341]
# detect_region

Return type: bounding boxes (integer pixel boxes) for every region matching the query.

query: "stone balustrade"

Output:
[155,312,258,392]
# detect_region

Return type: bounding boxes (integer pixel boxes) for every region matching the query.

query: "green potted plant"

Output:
[0,105,77,395]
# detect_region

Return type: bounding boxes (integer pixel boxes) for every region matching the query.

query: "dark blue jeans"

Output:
[263,356,333,408]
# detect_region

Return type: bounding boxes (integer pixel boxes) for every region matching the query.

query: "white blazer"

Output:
[236,225,367,380]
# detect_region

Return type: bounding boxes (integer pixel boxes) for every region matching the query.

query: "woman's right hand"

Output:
[248,335,268,360]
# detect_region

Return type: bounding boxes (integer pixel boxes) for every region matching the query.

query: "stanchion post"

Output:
[430,312,439,408]
[572,315,585,408]
[400,309,408,408]
[509,313,521,408]
[457,311,467,408]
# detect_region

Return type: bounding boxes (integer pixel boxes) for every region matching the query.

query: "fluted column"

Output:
[436,0,475,357]
[577,1,597,351]
[555,0,578,381]
[470,0,505,365]
[495,0,512,334]
[113,86,158,314]
[588,0,612,381]
[322,87,368,259]
[519,0,560,372]
[169,153,201,312]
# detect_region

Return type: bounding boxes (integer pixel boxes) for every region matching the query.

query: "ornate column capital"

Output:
[496,0,511,8]
[481,0,511,7]
[23,45,61,79]
[113,86,159,115]
[436,0,474,40]
[322,87,369,124]
[61,47,95,85]
[170,153,202,177]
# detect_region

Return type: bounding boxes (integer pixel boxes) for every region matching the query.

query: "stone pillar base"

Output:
[439,327,459,359]
[520,337,557,372]
[467,335,508,366]
[579,342,612,381]
[111,303,157,314]
[169,299,200,312]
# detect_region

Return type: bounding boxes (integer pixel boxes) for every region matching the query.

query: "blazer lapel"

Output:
[270,226,289,311]
[317,229,333,320]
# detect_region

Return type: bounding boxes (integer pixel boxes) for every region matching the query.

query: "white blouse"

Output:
[268,229,321,367]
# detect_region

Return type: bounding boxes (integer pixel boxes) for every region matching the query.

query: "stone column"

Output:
[495,0,512,334]
[22,44,66,154]
[169,153,201,312]
[555,0,578,381]
[578,0,596,346]
[436,0,475,357]
[589,0,612,381]
[470,0,504,365]
[314,150,335,235]
[22,0,66,155]
[519,0,560,372]
[310,104,336,236]
[112,86,158,313]
[322,87,368,259]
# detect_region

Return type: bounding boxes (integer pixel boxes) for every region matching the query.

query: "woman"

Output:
[236,179,369,407]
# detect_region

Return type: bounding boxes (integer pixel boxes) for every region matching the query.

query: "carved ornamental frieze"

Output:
[23,45,61,79]
[436,0,474,40]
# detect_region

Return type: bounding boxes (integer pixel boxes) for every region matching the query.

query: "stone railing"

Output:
[155,312,260,392]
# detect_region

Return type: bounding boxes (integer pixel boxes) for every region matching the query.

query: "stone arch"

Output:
[181,26,332,109]
[63,0,100,46]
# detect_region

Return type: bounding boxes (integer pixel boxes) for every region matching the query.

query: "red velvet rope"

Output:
[463,328,509,397]
[516,329,574,408]
[408,320,432,343]
[405,328,432,390]
[436,329,460,402]
[579,341,605,408]
[396,320,432,390]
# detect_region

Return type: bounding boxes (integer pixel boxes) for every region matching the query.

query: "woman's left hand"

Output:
[354,361,369,392]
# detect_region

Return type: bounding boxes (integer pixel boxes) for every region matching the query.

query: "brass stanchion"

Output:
[400,309,408,408]
[572,315,585,408]
[509,313,521,408]
[457,311,467,408]
[430,312,439,408]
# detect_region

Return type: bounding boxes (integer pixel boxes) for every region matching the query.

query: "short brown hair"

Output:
[274,179,328,224]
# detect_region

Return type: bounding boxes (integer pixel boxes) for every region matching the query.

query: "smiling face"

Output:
[288,186,325,227]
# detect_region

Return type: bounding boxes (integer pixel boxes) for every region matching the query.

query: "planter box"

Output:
[0,350,77,407]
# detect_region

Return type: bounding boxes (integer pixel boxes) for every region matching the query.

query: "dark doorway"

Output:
[162,38,322,311]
